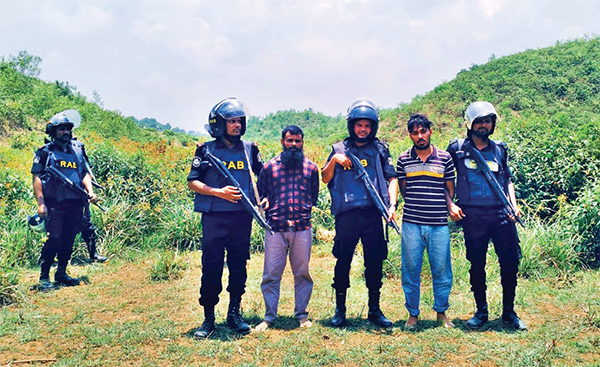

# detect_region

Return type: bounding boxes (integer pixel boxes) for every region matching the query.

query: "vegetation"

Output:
[1,38,600,365]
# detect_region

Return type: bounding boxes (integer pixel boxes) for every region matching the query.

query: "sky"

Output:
[1,0,599,133]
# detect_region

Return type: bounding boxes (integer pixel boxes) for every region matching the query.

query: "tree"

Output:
[6,50,42,78]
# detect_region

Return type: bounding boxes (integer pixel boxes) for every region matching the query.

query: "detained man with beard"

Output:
[255,125,320,331]
[396,114,457,329]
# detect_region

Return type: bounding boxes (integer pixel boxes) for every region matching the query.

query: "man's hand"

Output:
[332,153,352,169]
[88,192,98,204]
[38,203,48,219]
[388,207,397,222]
[216,185,242,203]
[448,202,465,222]
[260,198,270,210]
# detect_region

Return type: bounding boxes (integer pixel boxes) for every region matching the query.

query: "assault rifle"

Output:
[203,151,274,234]
[463,142,525,228]
[46,166,106,212]
[345,149,400,235]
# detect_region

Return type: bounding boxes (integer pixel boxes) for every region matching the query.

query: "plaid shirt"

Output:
[258,154,320,232]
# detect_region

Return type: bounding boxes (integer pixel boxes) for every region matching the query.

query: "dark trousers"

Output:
[40,199,84,272]
[332,207,388,292]
[462,206,520,309]
[199,211,252,307]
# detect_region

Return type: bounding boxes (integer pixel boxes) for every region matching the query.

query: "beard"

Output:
[55,132,72,144]
[473,128,491,139]
[414,141,430,151]
[280,146,304,169]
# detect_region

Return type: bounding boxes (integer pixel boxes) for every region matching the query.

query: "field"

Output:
[1,240,599,367]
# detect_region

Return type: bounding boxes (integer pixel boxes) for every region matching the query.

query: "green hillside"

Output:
[1,37,600,307]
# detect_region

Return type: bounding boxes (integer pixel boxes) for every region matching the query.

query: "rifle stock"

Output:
[46,166,106,212]
[344,150,400,235]
[203,151,274,234]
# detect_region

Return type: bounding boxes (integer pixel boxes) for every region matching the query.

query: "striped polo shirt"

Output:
[396,146,455,226]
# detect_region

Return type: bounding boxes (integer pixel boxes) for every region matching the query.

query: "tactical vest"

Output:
[193,140,256,213]
[328,140,389,215]
[41,141,87,201]
[451,138,509,206]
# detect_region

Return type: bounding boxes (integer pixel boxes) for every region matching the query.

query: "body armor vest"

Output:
[452,138,509,206]
[193,140,256,213]
[328,140,389,215]
[41,141,86,201]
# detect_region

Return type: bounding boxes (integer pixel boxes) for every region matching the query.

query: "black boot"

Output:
[194,306,216,339]
[55,264,81,286]
[466,307,489,329]
[501,308,527,330]
[367,291,392,328]
[38,259,55,292]
[330,291,347,327]
[87,238,107,263]
[226,297,250,335]
[466,293,488,329]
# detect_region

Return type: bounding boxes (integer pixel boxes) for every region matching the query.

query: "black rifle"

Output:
[345,149,400,235]
[203,151,274,234]
[463,142,525,228]
[46,166,106,212]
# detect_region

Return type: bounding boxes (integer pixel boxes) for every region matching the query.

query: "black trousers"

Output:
[461,206,520,308]
[40,199,84,271]
[199,211,252,307]
[332,207,388,292]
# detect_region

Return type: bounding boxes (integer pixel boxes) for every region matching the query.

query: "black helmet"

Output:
[346,98,379,141]
[45,109,81,135]
[464,101,498,135]
[27,214,46,233]
[205,97,247,138]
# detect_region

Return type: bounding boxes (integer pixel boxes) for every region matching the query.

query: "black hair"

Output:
[281,125,304,139]
[407,114,432,132]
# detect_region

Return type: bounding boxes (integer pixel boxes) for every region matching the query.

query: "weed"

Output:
[150,250,186,282]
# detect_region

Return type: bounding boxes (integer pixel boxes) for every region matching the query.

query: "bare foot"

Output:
[436,312,455,328]
[405,315,418,329]
[299,318,312,328]
[254,320,269,331]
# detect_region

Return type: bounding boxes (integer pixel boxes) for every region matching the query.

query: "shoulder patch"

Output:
[192,156,201,168]
[33,155,40,164]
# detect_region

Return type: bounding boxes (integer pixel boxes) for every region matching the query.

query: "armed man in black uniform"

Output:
[31,110,98,291]
[322,98,399,328]
[447,101,527,330]
[188,97,263,339]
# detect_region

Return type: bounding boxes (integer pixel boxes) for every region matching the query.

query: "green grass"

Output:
[1,243,599,367]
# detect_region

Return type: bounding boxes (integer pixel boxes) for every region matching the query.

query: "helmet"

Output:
[346,98,379,141]
[205,98,247,138]
[464,101,498,133]
[27,214,46,233]
[45,109,81,135]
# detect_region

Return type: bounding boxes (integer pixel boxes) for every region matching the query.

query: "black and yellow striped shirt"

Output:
[396,146,455,226]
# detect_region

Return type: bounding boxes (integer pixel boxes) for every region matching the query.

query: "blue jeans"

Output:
[401,222,453,316]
